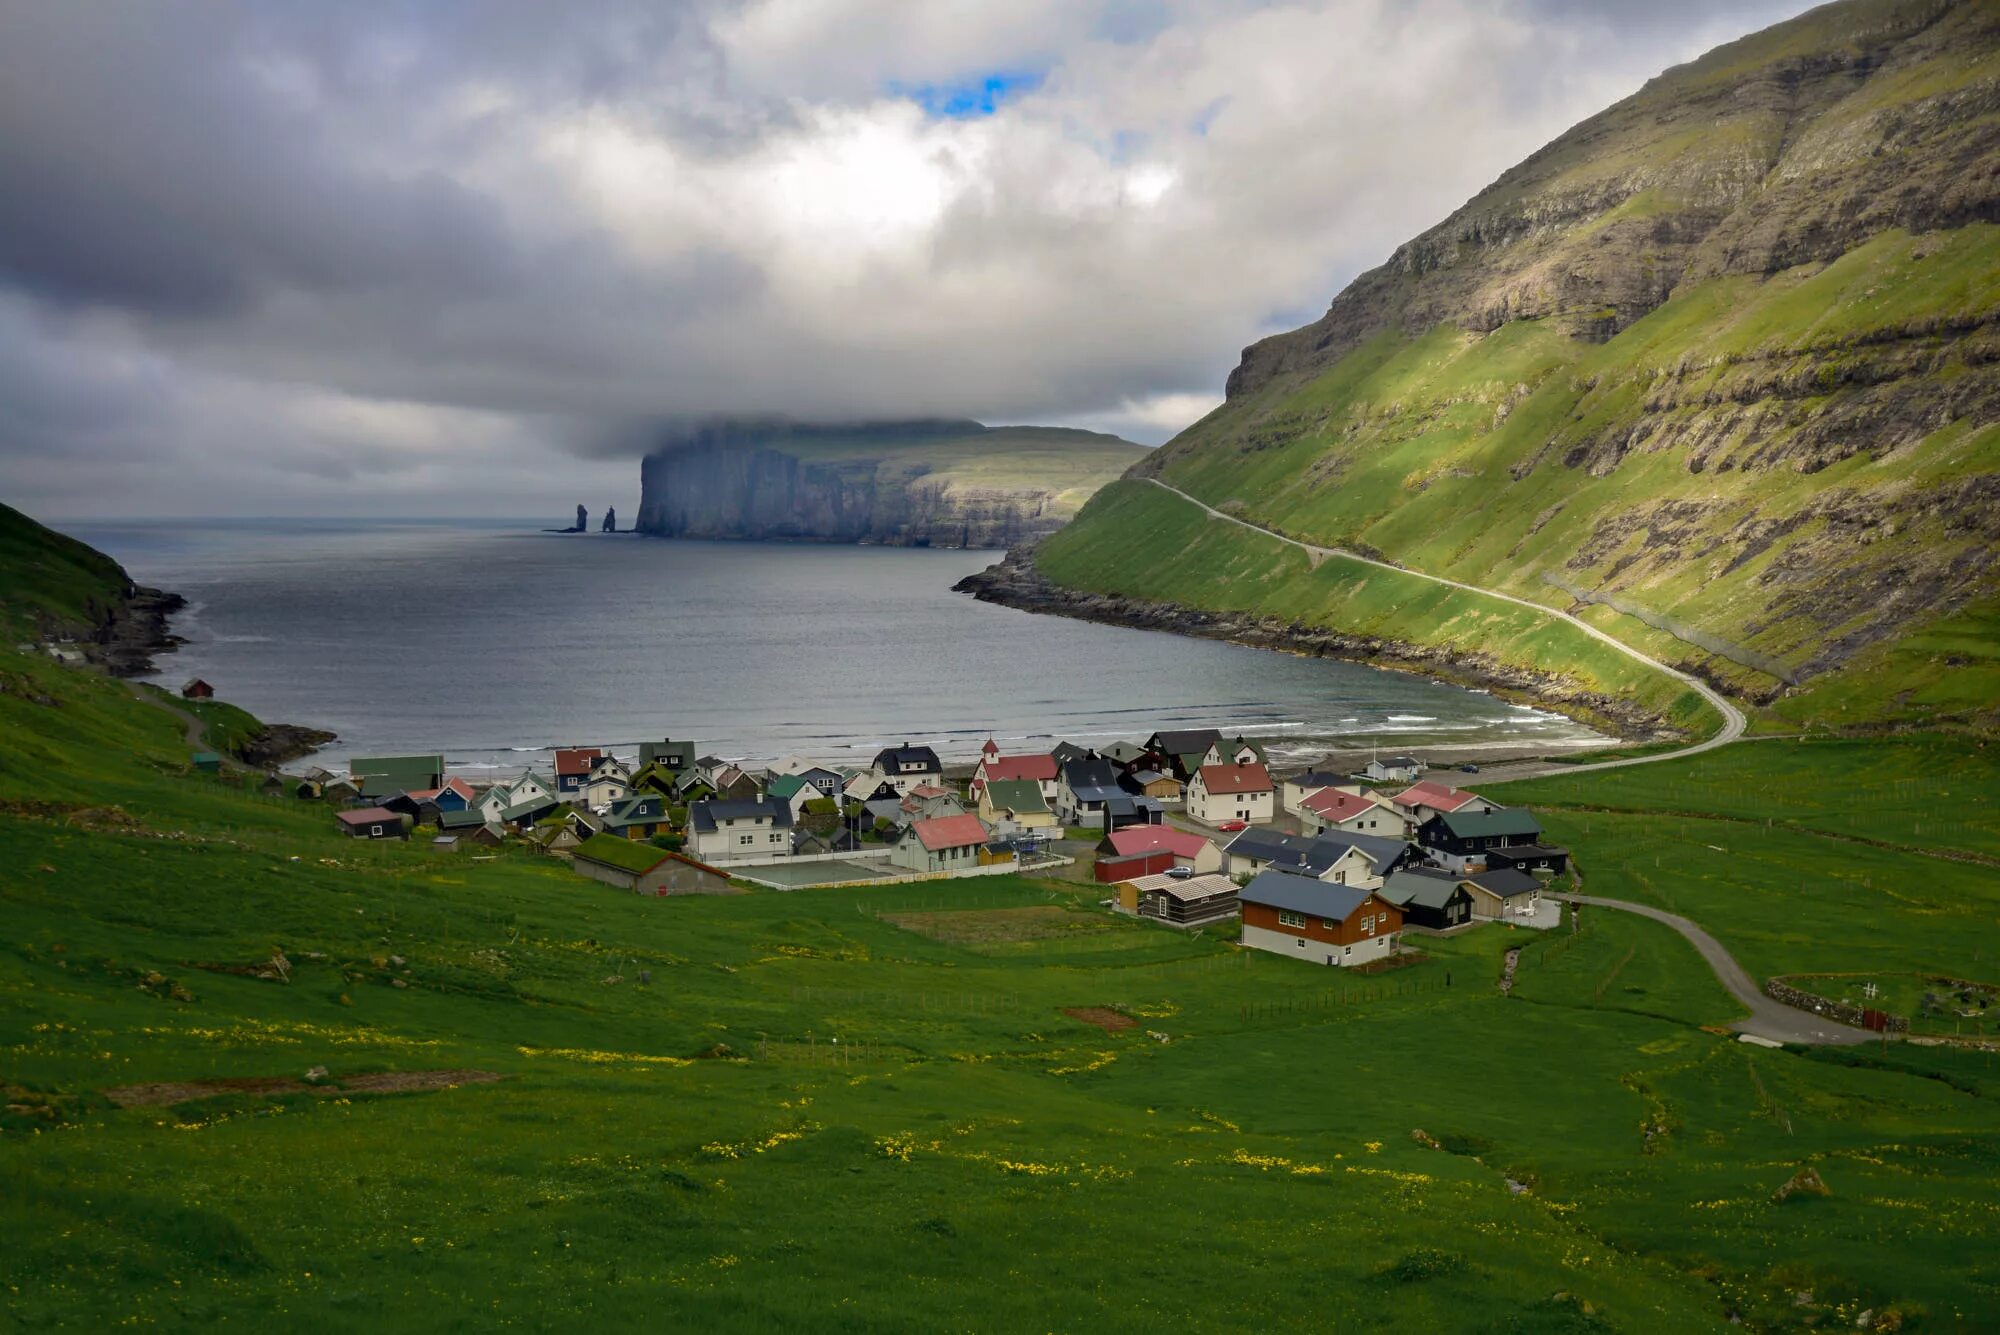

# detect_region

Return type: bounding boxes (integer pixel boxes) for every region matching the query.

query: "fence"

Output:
[1766,976,1909,1033]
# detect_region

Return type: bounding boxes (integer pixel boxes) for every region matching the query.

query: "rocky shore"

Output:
[953,547,1679,743]
[79,584,188,677]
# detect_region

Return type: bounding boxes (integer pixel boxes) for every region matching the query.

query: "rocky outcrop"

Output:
[72,585,186,678]
[954,549,1683,740]
[636,419,1145,547]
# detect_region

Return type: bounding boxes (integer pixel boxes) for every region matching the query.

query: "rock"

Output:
[304,1065,329,1083]
[1773,1166,1831,1203]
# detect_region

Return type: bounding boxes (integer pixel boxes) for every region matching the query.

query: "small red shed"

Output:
[1095,849,1175,884]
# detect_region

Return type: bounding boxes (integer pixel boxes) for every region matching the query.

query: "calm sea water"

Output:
[65,519,1604,774]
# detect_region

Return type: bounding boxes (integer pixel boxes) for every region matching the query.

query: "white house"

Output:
[582,757,633,812]
[1185,762,1276,826]
[890,813,989,874]
[685,798,792,864]
[1362,755,1424,784]
[1389,780,1500,825]
[872,744,945,796]
[1298,787,1403,839]
[1281,770,1353,816]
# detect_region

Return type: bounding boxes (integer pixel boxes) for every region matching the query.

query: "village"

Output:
[228,684,1569,971]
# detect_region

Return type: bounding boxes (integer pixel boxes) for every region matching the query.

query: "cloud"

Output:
[0,0,1810,515]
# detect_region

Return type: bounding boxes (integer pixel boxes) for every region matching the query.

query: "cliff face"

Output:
[1040,0,2000,728]
[636,420,1147,548]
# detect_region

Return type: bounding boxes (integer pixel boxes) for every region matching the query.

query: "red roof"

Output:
[1196,762,1273,796]
[909,784,951,799]
[980,753,1058,783]
[1392,781,1479,812]
[1302,789,1381,823]
[555,747,603,777]
[335,807,398,826]
[441,777,476,801]
[1105,826,1211,859]
[911,813,989,851]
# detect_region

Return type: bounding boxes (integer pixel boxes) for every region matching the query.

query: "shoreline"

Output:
[953,547,1680,746]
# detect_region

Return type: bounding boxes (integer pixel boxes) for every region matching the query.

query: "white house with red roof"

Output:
[970,740,1061,801]
[1298,787,1403,838]
[1099,825,1224,874]
[1389,781,1500,824]
[890,813,991,874]
[1186,762,1276,826]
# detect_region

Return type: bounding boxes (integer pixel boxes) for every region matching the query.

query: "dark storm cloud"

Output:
[0,0,1810,516]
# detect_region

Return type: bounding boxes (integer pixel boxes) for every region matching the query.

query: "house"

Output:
[970,744,1060,801]
[1098,826,1223,875]
[1186,762,1276,827]
[900,786,966,823]
[890,813,990,874]
[628,760,684,797]
[553,747,604,799]
[845,771,899,803]
[438,807,503,839]
[321,777,362,804]
[1049,740,1092,767]
[1485,843,1571,875]
[583,757,633,811]
[1361,755,1424,784]
[711,766,762,801]
[685,799,792,864]
[1222,829,1411,886]
[1377,868,1476,931]
[602,793,667,840]
[294,776,325,800]
[1095,849,1175,883]
[979,840,1019,867]
[1238,869,1402,968]
[872,744,944,795]
[692,754,732,785]
[350,754,445,798]
[1460,868,1543,920]
[977,778,1057,833]
[1120,769,1182,802]
[637,737,698,774]
[526,820,585,856]
[334,807,406,840]
[1143,728,1223,781]
[1281,770,1352,815]
[404,777,477,821]
[1417,808,1546,874]
[479,772,554,822]
[765,773,825,822]
[191,750,223,774]
[793,766,844,799]
[500,794,564,831]
[572,834,733,895]
[1297,787,1400,838]
[793,825,864,856]
[180,678,215,700]
[1389,781,1500,825]
[1102,741,1148,767]
[1218,735,1267,767]
[1058,753,1164,831]
[1119,872,1239,926]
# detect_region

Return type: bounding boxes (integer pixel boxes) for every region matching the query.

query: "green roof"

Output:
[765,774,810,800]
[438,808,492,829]
[191,751,223,766]
[574,834,671,875]
[983,779,1049,814]
[351,753,445,796]
[1435,809,1542,839]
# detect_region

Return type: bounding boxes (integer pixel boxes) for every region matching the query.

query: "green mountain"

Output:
[1018,0,2000,733]
[636,418,1148,548]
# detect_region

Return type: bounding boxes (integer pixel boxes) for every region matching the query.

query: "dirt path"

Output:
[1141,477,1747,774]
[1554,892,1871,1046]
[126,682,212,751]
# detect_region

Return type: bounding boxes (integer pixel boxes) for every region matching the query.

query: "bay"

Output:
[65,519,1605,775]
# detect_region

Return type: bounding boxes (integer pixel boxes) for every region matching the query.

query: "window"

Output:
[1323,919,1339,930]
[1360,914,1375,935]
[1276,909,1306,928]
[369,824,383,837]
[738,834,754,846]
[1344,945,1353,956]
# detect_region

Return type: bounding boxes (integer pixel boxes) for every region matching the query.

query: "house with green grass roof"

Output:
[637,737,697,773]
[763,773,823,821]
[601,793,667,840]
[571,834,732,895]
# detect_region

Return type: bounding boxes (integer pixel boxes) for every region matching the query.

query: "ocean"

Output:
[65,518,1606,775]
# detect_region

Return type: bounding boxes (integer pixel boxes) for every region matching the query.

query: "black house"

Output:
[1416,808,1546,872]
[1377,868,1475,930]
[873,743,944,789]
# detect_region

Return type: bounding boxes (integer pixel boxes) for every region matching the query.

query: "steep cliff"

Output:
[636,419,1146,547]
[1022,0,2000,730]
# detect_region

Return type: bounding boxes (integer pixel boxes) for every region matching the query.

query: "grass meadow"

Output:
[5,650,2000,1328]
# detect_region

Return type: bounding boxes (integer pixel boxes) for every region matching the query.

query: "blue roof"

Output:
[689,798,791,832]
[1240,869,1372,921]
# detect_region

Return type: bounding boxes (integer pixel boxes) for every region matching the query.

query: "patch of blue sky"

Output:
[890,68,1047,119]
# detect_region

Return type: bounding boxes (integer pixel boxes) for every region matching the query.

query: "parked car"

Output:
[1459,763,1480,774]
[1166,865,1194,879]
[1216,819,1248,832]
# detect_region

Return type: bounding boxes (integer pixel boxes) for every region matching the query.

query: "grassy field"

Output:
[6,649,2000,1328]
[0,501,131,640]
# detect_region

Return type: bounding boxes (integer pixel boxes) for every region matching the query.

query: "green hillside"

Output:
[0,499,133,640]
[4,514,2000,1326]
[1036,0,2000,732]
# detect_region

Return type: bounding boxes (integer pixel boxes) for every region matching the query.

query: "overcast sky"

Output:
[0,0,1808,519]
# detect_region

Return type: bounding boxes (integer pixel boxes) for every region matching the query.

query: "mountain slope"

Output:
[1030,0,2000,730]
[636,419,1146,548]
